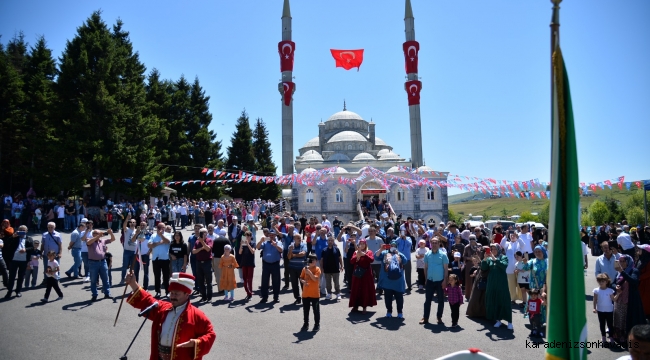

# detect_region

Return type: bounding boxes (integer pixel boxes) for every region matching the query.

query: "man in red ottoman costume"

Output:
[125,271,216,360]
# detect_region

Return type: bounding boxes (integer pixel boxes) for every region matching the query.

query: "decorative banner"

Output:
[282,81,294,106]
[330,49,364,71]
[278,40,295,72]
[405,80,422,106]
[402,40,420,74]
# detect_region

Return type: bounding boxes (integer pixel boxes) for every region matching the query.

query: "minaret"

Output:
[404,0,423,169]
[280,0,294,175]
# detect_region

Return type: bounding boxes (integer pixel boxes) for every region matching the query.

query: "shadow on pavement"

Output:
[292,329,317,343]
[370,316,406,331]
[279,303,301,313]
[345,310,375,324]
[227,299,248,308]
[423,322,451,333]
[61,299,93,311]
[245,301,275,313]
[467,317,516,341]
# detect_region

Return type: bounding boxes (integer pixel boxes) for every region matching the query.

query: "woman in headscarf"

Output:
[460,229,471,244]
[483,243,513,329]
[466,247,489,318]
[348,239,377,314]
[0,219,15,289]
[375,240,407,318]
[636,244,650,319]
[463,234,482,300]
[612,254,646,346]
[521,245,548,296]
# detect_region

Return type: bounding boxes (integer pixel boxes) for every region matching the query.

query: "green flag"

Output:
[545,46,587,360]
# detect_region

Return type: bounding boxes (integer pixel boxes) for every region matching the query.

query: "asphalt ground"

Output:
[0,227,631,360]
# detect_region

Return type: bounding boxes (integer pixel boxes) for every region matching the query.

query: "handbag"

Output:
[353,266,367,278]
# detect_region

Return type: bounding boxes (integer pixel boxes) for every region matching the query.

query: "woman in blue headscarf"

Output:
[611,254,645,347]
[521,245,548,295]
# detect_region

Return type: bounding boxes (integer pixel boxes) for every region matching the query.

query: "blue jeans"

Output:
[383,288,404,314]
[89,259,111,297]
[24,266,38,287]
[121,250,135,281]
[81,252,89,277]
[423,280,445,320]
[261,261,281,300]
[134,254,150,290]
[67,248,82,277]
[334,228,340,238]
[65,215,74,230]
[171,258,184,273]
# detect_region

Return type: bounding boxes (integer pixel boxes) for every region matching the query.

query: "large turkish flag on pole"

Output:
[282,81,294,106]
[402,41,419,74]
[278,41,295,72]
[330,49,364,71]
[405,80,422,105]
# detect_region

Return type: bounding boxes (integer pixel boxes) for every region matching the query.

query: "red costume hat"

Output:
[168,272,195,294]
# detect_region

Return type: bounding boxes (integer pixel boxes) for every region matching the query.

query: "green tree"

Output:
[538,202,550,226]
[447,208,463,223]
[626,207,645,226]
[253,118,279,200]
[588,200,610,226]
[225,110,256,199]
[500,208,508,219]
[518,211,539,223]
[0,34,27,195]
[56,12,162,202]
[623,190,644,212]
[604,198,624,223]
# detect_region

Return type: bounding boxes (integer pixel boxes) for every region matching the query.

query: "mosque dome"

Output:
[375,137,388,146]
[300,150,324,162]
[302,137,319,148]
[387,166,401,173]
[417,165,434,172]
[333,167,349,173]
[352,152,376,162]
[327,131,367,143]
[326,110,364,122]
[377,149,391,156]
[327,153,351,162]
[379,151,402,160]
[301,168,317,174]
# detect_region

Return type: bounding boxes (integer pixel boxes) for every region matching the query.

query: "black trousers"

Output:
[151,259,170,294]
[450,302,461,324]
[303,297,320,325]
[289,268,303,299]
[0,257,9,287]
[283,256,290,287]
[7,260,27,294]
[597,311,613,336]
[44,276,63,299]
[417,268,426,286]
[344,257,352,284]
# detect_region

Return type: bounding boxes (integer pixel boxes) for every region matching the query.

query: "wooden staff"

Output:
[114,245,140,327]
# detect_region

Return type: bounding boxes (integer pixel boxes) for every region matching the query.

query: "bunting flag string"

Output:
[146,166,645,200]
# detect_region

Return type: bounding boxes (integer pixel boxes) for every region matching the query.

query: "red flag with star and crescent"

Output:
[405,80,422,105]
[403,40,419,74]
[278,41,295,72]
[282,81,294,106]
[330,49,364,71]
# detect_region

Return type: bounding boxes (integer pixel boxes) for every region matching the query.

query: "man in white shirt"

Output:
[518,224,534,259]
[56,203,65,231]
[179,203,188,229]
[214,220,227,237]
[617,226,635,257]
[321,214,331,232]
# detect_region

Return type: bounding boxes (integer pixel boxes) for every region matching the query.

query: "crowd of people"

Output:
[2,192,650,351]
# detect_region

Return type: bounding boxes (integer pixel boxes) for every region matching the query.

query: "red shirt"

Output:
[528,298,542,315]
[194,237,213,262]
[304,225,317,243]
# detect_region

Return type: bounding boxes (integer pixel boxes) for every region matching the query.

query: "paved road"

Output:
[0,227,630,360]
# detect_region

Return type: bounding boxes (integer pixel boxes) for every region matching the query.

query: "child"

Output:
[593,273,615,343]
[41,250,63,302]
[25,239,41,288]
[300,254,321,332]
[445,274,464,327]
[527,289,544,337]
[449,252,464,287]
[219,244,239,301]
[107,212,113,232]
[514,251,530,308]
[31,212,39,233]
[415,239,427,290]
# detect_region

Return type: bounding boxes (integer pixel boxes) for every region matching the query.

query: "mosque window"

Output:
[335,145,340,151]
[397,188,405,201]
[335,189,344,203]
[306,189,314,203]
[359,144,364,150]
[426,186,435,200]
[345,122,349,128]
[347,144,353,150]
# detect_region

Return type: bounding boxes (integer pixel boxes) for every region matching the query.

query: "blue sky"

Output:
[2,0,648,194]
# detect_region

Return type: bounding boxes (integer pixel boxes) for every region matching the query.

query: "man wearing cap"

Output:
[125,271,216,360]
[227,216,242,245]
[64,221,86,279]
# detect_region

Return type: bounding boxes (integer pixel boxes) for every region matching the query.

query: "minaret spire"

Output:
[279,0,294,175]
[403,0,423,169]
[282,0,291,18]
[343,100,347,111]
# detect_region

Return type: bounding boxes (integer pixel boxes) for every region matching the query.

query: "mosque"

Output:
[277,0,448,223]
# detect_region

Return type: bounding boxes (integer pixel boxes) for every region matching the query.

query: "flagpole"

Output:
[550,0,561,148]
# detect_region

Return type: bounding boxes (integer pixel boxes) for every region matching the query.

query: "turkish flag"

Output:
[330,49,364,71]
[282,81,294,106]
[404,80,422,105]
[403,41,419,74]
[278,41,295,72]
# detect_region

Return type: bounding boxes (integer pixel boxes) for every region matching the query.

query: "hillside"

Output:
[448,187,641,219]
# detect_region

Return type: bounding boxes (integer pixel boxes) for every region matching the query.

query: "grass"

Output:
[449,187,641,218]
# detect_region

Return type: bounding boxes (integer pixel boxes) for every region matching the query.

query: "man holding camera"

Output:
[86,228,115,301]
[256,230,283,303]
[149,223,172,298]
[192,228,213,302]
[338,223,362,285]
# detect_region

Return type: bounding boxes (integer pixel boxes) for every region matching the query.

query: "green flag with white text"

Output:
[545,46,587,360]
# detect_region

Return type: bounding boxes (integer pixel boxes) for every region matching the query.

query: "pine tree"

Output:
[225,110,256,200]
[56,11,161,202]
[0,34,27,195]
[253,118,280,200]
